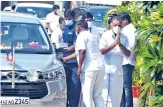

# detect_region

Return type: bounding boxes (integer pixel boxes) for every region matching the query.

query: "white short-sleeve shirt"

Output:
[51,26,64,49]
[75,31,104,71]
[45,12,60,32]
[90,26,100,36]
[100,30,128,75]
[121,23,136,66]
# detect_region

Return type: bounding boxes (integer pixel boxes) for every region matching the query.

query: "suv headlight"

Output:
[43,68,65,81]
[26,69,39,82]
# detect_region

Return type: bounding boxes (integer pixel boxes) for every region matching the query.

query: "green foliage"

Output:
[137,1,161,14]
[137,3,163,106]
[139,40,163,106]
[139,41,163,82]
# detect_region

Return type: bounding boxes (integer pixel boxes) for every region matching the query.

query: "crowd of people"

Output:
[46,4,136,107]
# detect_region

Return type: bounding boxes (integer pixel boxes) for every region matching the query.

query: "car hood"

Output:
[0,53,60,72]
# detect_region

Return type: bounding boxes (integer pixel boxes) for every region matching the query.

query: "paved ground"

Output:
[134,98,140,107]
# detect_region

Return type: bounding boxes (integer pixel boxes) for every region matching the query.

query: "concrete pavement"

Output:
[134,98,140,107]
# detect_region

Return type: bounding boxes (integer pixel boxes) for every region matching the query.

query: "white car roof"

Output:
[4,6,12,11]
[16,3,53,8]
[1,11,40,24]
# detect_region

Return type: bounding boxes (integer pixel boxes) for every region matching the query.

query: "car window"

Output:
[16,7,52,19]
[90,8,109,27]
[0,22,52,54]
[91,8,108,21]
[74,7,110,28]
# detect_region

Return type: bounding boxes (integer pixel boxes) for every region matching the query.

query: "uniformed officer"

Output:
[62,10,81,107]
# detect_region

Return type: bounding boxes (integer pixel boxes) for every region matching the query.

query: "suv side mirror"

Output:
[55,48,65,59]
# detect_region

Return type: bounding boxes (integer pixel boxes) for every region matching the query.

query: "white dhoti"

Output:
[102,68,123,107]
[80,67,105,107]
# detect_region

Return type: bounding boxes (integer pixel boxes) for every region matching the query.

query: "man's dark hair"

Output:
[118,12,131,23]
[84,12,93,19]
[11,5,16,10]
[59,17,65,24]
[52,5,59,10]
[76,20,88,30]
[65,10,75,18]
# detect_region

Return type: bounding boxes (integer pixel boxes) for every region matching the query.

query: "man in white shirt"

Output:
[76,20,105,107]
[45,5,60,35]
[119,12,136,107]
[100,16,131,107]
[51,17,65,49]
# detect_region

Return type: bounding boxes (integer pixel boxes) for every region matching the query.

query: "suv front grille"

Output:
[1,70,44,81]
[1,82,48,99]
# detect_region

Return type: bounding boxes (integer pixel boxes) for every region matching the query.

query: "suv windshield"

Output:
[16,7,52,19]
[90,8,109,28]
[0,22,52,54]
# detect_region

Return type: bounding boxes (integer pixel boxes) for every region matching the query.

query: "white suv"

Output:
[15,3,53,28]
[0,11,66,105]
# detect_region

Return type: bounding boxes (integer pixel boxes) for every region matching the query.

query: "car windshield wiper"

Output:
[31,52,52,54]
